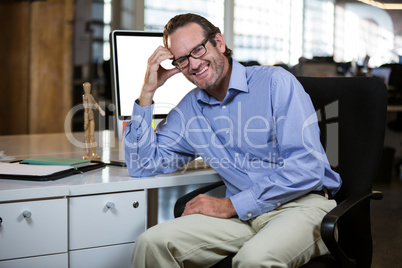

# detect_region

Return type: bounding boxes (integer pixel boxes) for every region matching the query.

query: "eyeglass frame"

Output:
[171,34,215,70]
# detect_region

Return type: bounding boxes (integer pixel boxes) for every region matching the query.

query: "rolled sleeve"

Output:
[130,100,154,130]
[124,100,154,148]
[124,100,155,176]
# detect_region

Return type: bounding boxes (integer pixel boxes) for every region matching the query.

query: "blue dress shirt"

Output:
[124,60,341,221]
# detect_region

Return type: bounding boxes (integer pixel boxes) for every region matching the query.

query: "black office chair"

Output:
[174,77,388,268]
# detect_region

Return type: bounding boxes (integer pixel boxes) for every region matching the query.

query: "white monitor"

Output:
[110,30,195,139]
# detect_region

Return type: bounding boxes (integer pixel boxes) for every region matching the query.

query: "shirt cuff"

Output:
[230,189,261,221]
[131,99,154,129]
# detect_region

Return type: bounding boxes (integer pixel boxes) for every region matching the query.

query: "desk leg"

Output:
[147,189,159,228]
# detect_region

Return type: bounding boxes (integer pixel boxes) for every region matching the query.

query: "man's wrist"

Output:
[137,95,152,107]
[224,198,237,218]
[138,91,154,107]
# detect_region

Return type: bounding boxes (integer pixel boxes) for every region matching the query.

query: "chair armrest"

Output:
[321,191,383,268]
[174,181,225,218]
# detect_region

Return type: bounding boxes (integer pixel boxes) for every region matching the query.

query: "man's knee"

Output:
[136,224,170,250]
[132,225,172,265]
[233,246,288,268]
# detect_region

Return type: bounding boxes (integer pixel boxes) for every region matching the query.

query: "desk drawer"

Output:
[69,243,134,268]
[0,198,68,260]
[0,253,68,268]
[69,190,146,250]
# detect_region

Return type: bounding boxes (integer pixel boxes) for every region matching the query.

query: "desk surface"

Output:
[0,131,220,202]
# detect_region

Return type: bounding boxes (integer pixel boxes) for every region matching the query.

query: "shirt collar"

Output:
[196,59,249,105]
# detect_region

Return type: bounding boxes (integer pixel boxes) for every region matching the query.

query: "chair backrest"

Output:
[297,77,387,267]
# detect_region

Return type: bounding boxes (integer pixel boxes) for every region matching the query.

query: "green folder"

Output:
[22,156,91,167]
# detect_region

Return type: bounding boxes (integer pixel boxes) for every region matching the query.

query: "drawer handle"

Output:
[133,201,140,208]
[23,210,32,219]
[106,202,115,209]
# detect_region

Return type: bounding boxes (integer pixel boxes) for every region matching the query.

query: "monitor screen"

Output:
[110,30,195,120]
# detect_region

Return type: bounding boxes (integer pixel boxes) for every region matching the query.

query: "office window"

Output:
[396,35,402,62]
[90,0,107,62]
[103,0,112,61]
[144,0,224,32]
[303,0,335,59]
[78,0,112,62]
[334,3,397,67]
[234,0,302,66]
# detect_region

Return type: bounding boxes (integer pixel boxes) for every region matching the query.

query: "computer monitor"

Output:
[110,30,195,139]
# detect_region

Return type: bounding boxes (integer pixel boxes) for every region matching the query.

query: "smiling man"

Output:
[125,13,341,268]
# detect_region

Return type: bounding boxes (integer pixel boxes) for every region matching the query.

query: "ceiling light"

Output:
[358,0,402,10]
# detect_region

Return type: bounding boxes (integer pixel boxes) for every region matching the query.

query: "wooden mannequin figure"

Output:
[82,82,105,160]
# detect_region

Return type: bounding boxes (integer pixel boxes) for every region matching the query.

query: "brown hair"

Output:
[163,13,233,61]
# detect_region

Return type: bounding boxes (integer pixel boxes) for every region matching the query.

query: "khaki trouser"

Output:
[132,193,337,268]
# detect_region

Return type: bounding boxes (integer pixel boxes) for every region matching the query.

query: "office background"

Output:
[0,0,401,267]
[1,0,402,135]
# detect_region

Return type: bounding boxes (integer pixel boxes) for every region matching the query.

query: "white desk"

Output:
[0,131,221,268]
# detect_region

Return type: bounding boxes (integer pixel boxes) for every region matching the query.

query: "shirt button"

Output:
[276,202,281,207]
[133,142,137,146]
[226,130,229,134]
[247,213,252,218]
[222,105,227,110]
[137,114,141,119]
[235,153,239,157]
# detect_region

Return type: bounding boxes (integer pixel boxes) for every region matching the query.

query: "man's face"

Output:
[167,23,229,92]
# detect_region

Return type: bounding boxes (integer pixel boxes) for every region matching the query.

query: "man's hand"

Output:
[138,46,181,107]
[182,194,237,219]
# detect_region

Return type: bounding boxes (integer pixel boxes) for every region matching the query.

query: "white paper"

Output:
[0,163,73,176]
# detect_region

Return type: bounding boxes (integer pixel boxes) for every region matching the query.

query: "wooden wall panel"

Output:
[0,0,73,135]
[0,2,30,135]
[30,0,74,134]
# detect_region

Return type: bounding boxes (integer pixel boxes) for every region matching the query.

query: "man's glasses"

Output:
[171,37,211,70]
